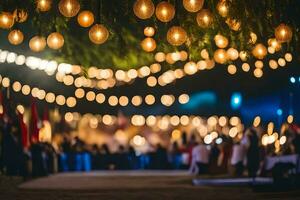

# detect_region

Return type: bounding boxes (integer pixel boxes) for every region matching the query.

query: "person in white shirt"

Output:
[231,141,246,176]
[190,140,210,175]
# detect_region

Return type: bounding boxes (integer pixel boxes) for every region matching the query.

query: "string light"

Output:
[58,0,80,18]
[36,0,52,12]
[155,1,175,23]
[183,0,204,12]
[77,10,94,27]
[196,9,213,28]
[133,0,155,20]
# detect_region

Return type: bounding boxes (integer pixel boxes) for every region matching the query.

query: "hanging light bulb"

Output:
[216,0,228,17]
[239,51,248,61]
[213,49,227,64]
[196,9,213,28]
[77,10,94,27]
[0,12,14,29]
[226,18,241,31]
[214,34,228,48]
[167,26,187,46]
[29,36,46,52]
[8,30,24,45]
[36,0,52,12]
[275,23,293,43]
[89,24,109,44]
[226,48,239,61]
[267,38,281,51]
[183,0,204,13]
[133,0,155,20]
[141,37,156,52]
[47,32,64,49]
[252,43,267,60]
[144,26,155,37]
[58,0,80,18]
[13,9,28,23]
[184,62,197,75]
[155,1,175,23]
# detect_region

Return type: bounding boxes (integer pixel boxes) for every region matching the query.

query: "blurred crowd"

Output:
[1,120,300,179]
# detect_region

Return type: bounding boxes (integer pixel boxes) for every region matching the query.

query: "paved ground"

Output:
[1,171,300,200]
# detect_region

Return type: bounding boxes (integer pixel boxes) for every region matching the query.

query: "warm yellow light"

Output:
[285,53,293,62]
[16,104,25,114]
[183,0,204,12]
[253,116,261,127]
[287,115,294,124]
[161,95,175,106]
[269,59,278,69]
[218,116,227,127]
[29,36,46,52]
[275,23,293,43]
[278,58,286,67]
[86,91,96,101]
[184,62,197,75]
[12,81,22,92]
[131,115,145,126]
[144,26,155,37]
[229,116,240,126]
[227,48,239,61]
[8,30,24,45]
[141,37,156,52]
[0,12,14,29]
[229,127,238,138]
[180,115,190,126]
[133,0,155,19]
[56,95,66,105]
[45,92,55,103]
[170,115,180,126]
[227,64,237,75]
[89,24,109,45]
[214,34,228,49]
[196,9,213,28]
[171,129,181,141]
[145,94,155,105]
[75,88,85,98]
[77,10,94,27]
[253,68,263,78]
[216,0,228,17]
[119,96,129,106]
[65,112,73,122]
[214,49,227,64]
[102,115,113,125]
[66,97,76,107]
[178,94,189,104]
[155,1,175,22]
[146,115,156,126]
[21,85,31,95]
[132,95,142,106]
[207,116,218,126]
[267,122,274,135]
[242,63,250,72]
[37,0,52,12]
[96,93,105,104]
[155,52,166,63]
[58,0,80,18]
[252,43,267,60]
[108,96,118,106]
[255,60,264,69]
[47,32,64,50]
[2,77,10,88]
[166,26,187,46]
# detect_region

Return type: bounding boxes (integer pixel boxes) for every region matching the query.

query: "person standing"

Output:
[246,129,260,180]
[230,141,245,176]
[190,140,210,175]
